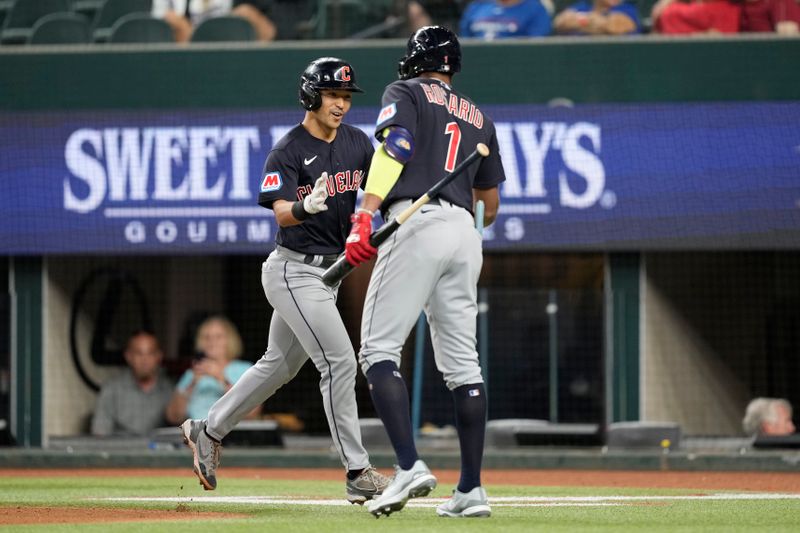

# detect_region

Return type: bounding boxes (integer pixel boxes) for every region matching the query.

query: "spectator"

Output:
[650,0,741,34]
[742,398,796,437]
[740,0,800,33]
[554,0,641,34]
[91,330,173,437]
[408,0,466,31]
[460,0,552,39]
[165,315,258,424]
[152,0,277,42]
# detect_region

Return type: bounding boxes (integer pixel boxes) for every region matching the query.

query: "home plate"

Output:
[103,493,800,508]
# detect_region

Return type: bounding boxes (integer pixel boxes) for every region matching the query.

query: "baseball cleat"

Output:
[346,466,392,504]
[181,419,221,491]
[436,486,491,518]
[367,460,437,518]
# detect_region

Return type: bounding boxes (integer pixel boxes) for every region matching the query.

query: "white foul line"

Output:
[103,493,800,508]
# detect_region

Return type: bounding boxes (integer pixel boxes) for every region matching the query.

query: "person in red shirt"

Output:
[741,0,800,33]
[651,0,742,33]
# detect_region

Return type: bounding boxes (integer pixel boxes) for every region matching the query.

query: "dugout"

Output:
[2,36,800,453]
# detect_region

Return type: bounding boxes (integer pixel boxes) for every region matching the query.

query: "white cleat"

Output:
[367,460,437,518]
[436,486,491,518]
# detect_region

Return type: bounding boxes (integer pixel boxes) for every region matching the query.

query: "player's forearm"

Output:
[358,193,383,217]
[474,187,499,227]
[272,199,304,227]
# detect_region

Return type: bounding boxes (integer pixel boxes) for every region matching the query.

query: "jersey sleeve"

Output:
[375,82,419,142]
[258,148,298,209]
[473,126,506,190]
[360,132,375,191]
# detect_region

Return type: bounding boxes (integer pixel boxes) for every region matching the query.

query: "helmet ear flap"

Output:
[299,80,322,111]
[397,58,409,80]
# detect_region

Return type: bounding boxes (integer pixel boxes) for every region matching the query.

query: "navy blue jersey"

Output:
[374,77,505,212]
[259,123,373,255]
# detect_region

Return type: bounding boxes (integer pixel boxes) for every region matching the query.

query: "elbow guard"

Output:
[364,147,403,200]
[383,126,414,164]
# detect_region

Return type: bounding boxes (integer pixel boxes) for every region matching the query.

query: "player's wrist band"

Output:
[291,200,311,221]
[357,207,374,217]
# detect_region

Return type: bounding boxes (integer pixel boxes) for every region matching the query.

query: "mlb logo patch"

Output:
[376,103,397,125]
[261,171,282,192]
[468,388,481,397]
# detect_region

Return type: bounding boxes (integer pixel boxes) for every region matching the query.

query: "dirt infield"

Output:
[3,467,800,492]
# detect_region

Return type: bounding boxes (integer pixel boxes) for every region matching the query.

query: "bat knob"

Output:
[476,143,490,157]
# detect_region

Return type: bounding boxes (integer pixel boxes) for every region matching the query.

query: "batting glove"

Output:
[345,211,377,266]
[303,173,329,214]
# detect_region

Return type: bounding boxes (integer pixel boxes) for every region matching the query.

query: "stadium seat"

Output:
[70,0,105,22]
[303,0,375,40]
[108,12,172,44]
[92,0,151,42]
[1,0,70,44]
[269,0,315,40]
[27,12,90,44]
[551,0,574,15]
[190,15,255,43]
[0,0,14,31]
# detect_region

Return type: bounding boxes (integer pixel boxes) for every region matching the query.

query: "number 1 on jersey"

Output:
[444,122,461,172]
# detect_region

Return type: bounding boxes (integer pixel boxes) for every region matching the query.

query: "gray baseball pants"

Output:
[359,199,485,389]
[206,246,370,471]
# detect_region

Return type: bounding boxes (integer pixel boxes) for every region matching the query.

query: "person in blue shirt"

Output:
[165,315,257,424]
[460,0,552,38]
[553,0,641,34]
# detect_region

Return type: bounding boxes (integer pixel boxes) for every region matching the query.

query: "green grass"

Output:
[1,475,799,532]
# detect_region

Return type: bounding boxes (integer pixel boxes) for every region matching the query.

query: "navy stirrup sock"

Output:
[452,383,487,493]
[366,360,418,470]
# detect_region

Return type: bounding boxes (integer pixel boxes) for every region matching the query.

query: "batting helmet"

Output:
[299,57,363,111]
[398,25,461,81]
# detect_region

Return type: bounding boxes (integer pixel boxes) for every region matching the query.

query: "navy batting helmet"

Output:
[299,57,363,111]
[398,25,461,81]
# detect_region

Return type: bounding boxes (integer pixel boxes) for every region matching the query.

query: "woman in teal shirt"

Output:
[166,315,257,424]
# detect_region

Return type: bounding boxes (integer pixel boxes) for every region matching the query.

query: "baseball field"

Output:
[1,468,799,531]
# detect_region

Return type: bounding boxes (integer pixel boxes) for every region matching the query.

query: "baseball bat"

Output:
[475,199,485,235]
[322,142,490,286]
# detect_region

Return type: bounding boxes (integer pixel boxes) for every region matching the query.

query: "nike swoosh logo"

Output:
[304,156,317,165]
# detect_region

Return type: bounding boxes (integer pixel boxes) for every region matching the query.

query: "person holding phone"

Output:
[165,315,258,424]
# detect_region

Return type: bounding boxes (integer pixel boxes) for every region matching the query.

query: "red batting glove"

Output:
[345,211,377,266]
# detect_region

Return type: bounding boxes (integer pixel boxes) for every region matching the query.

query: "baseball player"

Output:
[181,57,390,504]
[345,26,505,518]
